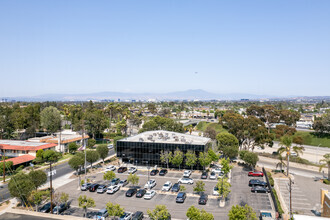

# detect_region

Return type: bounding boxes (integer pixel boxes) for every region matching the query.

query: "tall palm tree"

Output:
[319,154,330,180]
[277,135,304,176]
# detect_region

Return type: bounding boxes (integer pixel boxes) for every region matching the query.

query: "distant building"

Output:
[117,130,211,169]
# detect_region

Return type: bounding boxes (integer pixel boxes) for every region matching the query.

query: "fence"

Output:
[263,167,280,219]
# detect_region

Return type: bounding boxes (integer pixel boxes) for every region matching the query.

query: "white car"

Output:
[105,165,116,172]
[107,185,120,194]
[120,212,133,220]
[212,167,222,174]
[128,167,137,174]
[162,181,172,191]
[183,170,192,178]
[144,190,156,200]
[213,186,219,196]
[209,172,216,180]
[144,179,156,189]
[107,144,114,149]
[178,178,194,185]
[290,152,298,157]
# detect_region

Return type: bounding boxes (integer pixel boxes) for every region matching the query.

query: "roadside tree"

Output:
[69,154,85,187]
[78,195,95,218]
[8,172,35,206]
[28,169,47,191]
[86,150,100,168]
[96,144,109,164]
[319,153,330,180]
[68,142,78,154]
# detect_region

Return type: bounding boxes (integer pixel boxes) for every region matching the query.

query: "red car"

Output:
[248,171,263,177]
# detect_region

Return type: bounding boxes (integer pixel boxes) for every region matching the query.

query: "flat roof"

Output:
[0,140,56,151]
[119,130,211,145]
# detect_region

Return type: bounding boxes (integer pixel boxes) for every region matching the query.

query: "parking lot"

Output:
[57,164,274,219]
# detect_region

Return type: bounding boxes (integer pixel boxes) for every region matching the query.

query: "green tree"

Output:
[29,190,49,212]
[171,148,184,170]
[8,172,35,205]
[185,150,197,170]
[78,195,95,218]
[86,150,100,168]
[96,144,109,164]
[193,180,205,194]
[34,149,44,163]
[198,152,212,171]
[68,142,78,154]
[0,161,13,174]
[60,192,69,207]
[147,205,171,220]
[217,177,231,200]
[43,150,61,163]
[28,170,47,191]
[240,151,259,170]
[228,204,257,220]
[319,154,330,180]
[127,173,139,186]
[186,206,214,220]
[69,154,85,187]
[87,139,96,148]
[216,132,239,159]
[207,148,219,163]
[40,106,61,134]
[84,108,108,139]
[220,158,233,176]
[179,185,186,192]
[139,116,184,133]
[204,126,217,140]
[160,150,173,169]
[106,202,125,220]
[103,171,116,182]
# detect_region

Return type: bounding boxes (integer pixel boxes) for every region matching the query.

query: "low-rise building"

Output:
[0,140,56,157]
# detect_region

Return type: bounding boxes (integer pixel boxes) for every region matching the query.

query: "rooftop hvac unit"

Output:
[175,138,179,141]
[139,138,144,142]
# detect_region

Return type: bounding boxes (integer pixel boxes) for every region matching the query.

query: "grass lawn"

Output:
[196,121,227,134]
[294,131,330,148]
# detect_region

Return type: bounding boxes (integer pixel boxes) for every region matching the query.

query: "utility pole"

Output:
[289,177,294,219]
[50,162,53,214]
[1,146,5,183]
[287,147,290,176]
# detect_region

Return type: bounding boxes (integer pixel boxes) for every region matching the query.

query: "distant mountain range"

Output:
[1,89,329,102]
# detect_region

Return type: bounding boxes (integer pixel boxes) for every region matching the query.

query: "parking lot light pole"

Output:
[147,161,150,190]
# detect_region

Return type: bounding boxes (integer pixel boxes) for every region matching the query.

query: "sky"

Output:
[0,0,329,97]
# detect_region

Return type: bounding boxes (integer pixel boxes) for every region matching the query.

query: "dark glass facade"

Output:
[116,141,207,170]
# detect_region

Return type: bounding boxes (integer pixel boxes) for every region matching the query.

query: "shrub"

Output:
[323,179,330,185]
[272,189,284,215]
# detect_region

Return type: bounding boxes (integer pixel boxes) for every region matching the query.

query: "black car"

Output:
[176,192,186,203]
[159,169,168,176]
[198,194,208,205]
[249,179,267,187]
[126,188,137,197]
[171,183,180,192]
[132,211,144,220]
[201,171,208,179]
[110,178,120,186]
[89,183,100,192]
[251,186,269,193]
[136,189,146,198]
[39,202,56,213]
[150,169,159,176]
[118,167,128,173]
[53,203,70,214]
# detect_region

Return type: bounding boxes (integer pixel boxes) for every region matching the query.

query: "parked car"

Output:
[136,189,146,198]
[107,185,120,194]
[126,188,137,197]
[171,183,180,192]
[249,179,267,187]
[183,170,192,178]
[212,167,222,174]
[162,181,172,191]
[212,186,219,196]
[144,190,156,200]
[248,171,264,177]
[144,179,156,189]
[105,165,116,172]
[291,152,298,157]
[120,212,133,220]
[198,193,208,205]
[128,167,137,174]
[109,178,120,186]
[93,208,108,219]
[150,169,159,176]
[132,211,144,220]
[53,202,70,214]
[118,167,128,173]
[89,184,100,192]
[201,171,208,179]
[159,169,168,176]
[251,186,269,193]
[107,144,114,149]
[176,192,187,203]
[39,202,55,213]
[209,172,216,180]
[81,183,92,191]
[97,185,107,194]
[119,179,128,187]
[178,178,194,184]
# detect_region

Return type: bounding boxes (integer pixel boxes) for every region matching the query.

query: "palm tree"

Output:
[277,135,304,176]
[319,154,330,180]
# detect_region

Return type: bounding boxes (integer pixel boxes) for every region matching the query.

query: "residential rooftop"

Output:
[0,140,56,151]
[119,130,211,145]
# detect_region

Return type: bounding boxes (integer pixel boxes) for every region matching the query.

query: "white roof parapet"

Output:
[119,130,211,145]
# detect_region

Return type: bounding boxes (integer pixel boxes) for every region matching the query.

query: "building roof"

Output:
[0,140,56,151]
[119,130,211,145]
[4,154,36,165]
[28,132,89,144]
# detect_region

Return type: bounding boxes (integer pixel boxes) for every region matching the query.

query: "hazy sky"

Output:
[0,0,329,97]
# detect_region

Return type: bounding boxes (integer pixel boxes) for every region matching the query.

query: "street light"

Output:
[146,161,150,190]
